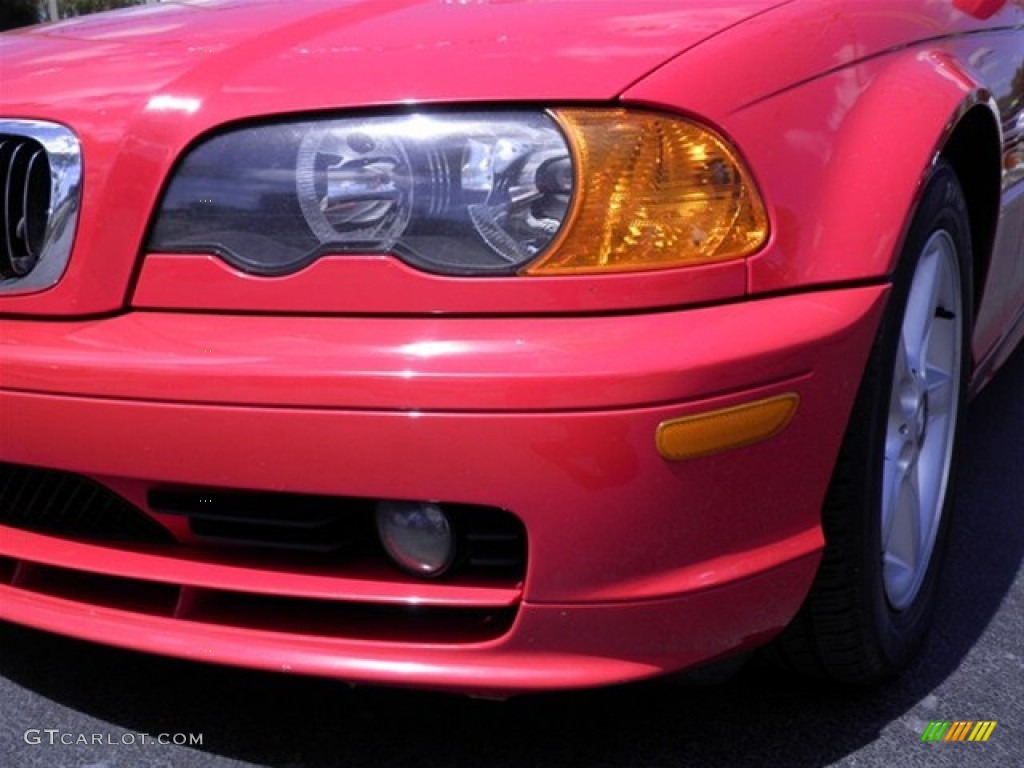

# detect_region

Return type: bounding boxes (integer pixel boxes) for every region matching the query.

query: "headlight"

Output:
[149,109,767,277]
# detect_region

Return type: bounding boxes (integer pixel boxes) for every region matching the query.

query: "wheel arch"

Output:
[936,103,1003,325]
[820,53,1003,287]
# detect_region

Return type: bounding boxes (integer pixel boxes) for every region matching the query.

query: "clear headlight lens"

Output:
[149,109,767,277]
[150,112,571,275]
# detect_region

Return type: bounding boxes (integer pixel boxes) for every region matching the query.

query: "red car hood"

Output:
[2,0,788,127]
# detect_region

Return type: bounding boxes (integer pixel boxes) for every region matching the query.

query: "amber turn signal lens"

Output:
[526,109,767,275]
[656,394,799,461]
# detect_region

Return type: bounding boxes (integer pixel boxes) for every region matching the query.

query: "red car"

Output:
[1,0,1021,696]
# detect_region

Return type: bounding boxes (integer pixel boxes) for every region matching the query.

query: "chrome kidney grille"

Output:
[0,136,49,276]
[0,120,82,294]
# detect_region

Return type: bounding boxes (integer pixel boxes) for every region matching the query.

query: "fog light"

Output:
[376,501,456,577]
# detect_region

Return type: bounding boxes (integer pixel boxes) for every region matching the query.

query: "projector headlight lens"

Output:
[150,112,572,276]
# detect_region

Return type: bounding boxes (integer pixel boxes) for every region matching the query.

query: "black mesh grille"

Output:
[0,463,174,544]
[0,135,51,278]
[461,506,528,574]
[148,487,368,554]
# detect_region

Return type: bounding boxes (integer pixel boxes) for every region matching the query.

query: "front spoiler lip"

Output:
[0,544,820,696]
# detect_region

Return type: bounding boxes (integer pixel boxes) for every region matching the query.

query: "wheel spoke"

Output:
[881,432,913,544]
[883,551,914,584]
[892,334,917,410]
[926,364,954,418]
[883,456,921,573]
[915,436,943,536]
[902,246,941,373]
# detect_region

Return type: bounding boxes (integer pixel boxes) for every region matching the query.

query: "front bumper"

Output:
[0,285,887,694]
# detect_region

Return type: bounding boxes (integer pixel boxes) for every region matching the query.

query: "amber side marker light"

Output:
[526,108,768,275]
[656,394,800,461]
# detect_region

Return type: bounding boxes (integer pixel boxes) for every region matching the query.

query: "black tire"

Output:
[772,160,973,683]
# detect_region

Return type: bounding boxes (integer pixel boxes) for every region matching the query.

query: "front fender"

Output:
[624,35,1004,294]
[748,47,999,292]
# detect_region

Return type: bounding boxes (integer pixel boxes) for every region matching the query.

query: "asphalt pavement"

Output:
[1,344,1021,768]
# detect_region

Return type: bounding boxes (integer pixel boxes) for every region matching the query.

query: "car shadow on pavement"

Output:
[1,346,1021,768]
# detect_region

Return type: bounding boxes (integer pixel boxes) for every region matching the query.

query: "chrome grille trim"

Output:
[0,120,82,295]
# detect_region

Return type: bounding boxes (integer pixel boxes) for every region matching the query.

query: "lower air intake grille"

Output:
[0,463,174,544]
[147,488,369,554]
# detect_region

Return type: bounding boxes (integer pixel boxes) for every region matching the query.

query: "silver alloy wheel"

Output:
[882,229,963,610]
